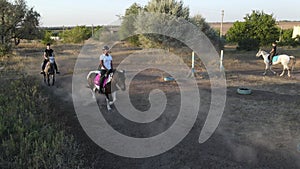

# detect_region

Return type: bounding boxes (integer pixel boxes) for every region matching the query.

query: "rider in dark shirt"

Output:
[41,43,59,74]
[269,42,277,65]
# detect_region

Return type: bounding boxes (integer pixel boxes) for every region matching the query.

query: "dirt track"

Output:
[22,43,300,169]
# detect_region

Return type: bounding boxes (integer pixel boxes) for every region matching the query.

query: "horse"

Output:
[256,49,296,77]
[87,69,126,110]
[43,57,56,86]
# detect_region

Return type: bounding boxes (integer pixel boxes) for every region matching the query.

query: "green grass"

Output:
[0,74,86,169]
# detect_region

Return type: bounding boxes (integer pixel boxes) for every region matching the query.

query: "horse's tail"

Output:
[87,70,101,89]
[289,56,296,72]
[87,70,100,80]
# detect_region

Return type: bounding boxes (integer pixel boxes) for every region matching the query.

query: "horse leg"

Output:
[286,65,291,77]
[269,66,276,75]
[263,69,267,75]
[47,74,50,86]
[263,62,269,75]
[280,66,286,77]
[109,91,117,105]
[43,74,46,83]
[105,93,111,111]
[52,74,55,86]
[91,89,96,99]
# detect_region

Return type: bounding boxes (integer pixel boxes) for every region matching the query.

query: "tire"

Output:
[237,87,252,95]
[163,76,174,81]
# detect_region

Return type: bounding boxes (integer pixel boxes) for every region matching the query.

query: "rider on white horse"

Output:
[269,42,277,65]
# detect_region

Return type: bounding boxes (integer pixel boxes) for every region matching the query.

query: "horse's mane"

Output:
[261,50,269,55]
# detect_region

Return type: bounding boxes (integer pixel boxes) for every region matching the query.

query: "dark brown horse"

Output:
[87,69,126,110]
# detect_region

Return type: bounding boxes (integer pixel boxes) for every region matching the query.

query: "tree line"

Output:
[0,0,299,56]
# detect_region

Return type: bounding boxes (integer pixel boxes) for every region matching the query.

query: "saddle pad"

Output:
[94,74,100,85]
[49,56,55,64]
[93,73,113,87]
[272,56,279,63]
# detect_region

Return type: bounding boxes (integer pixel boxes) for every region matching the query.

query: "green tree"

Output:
[0,0,40,48]
[278,29,300,47]
[41,30,55,45]
[60,26,92,43]
[119,3,143,46]
[190,14,223,50]
[144,0,189,20]
[136,0,190,48]
[226,10,279,50]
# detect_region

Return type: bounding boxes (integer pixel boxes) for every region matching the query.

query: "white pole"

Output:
[192,51,195,76]
[220,50,224,71]
[220,10,224,37]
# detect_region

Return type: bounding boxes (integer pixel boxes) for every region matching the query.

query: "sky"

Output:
[26,0,300,27]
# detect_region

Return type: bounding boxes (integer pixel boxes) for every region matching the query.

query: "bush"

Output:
[41,30,55,45]
[277,29,300,47]
[237,38,260,51]
[0,75,86,168]
[60,26,92,43]
[0,44,12,56]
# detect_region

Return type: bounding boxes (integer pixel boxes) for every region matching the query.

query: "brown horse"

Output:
[43,61,55,86]
[87,69,126,110]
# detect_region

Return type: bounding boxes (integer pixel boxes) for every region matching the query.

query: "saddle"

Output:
[93,72,113,87]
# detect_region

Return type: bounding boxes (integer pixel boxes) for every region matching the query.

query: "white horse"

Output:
[256,49,296,77]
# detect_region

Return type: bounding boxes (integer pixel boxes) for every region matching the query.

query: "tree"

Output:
[0,0,40,54]
[136,0,191,48]
[189,14,223,50]
[278,29,300,47]
[144,0,189,20]
[226,10,279,50]
[60,26,92,43]
[121,0,221,50]
[119,3,143,46]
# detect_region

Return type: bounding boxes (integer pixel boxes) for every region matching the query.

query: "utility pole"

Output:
[92,24,94,37]
[220,10,224,37]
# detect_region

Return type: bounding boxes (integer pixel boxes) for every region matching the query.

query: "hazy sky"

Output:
[26,0,300,27]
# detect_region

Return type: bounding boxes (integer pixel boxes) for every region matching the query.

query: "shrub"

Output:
[237,38,260,51]
[0,75,86,168]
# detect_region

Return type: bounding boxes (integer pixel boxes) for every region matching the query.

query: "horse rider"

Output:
[98,45,113,93]
[41,43,60,74]
[269,42,277,65]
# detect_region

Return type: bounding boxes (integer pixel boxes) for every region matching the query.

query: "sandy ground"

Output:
[17,42,300,169]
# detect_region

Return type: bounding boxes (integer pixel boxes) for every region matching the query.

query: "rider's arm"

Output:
[100,59,107,70]
[43,52,48,59]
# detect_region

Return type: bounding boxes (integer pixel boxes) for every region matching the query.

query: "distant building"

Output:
[292,26,300,39]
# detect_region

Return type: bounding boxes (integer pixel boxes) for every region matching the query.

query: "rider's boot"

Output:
[99,87,104,94]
